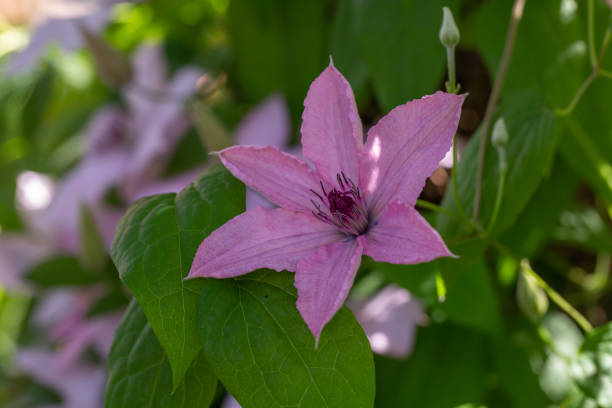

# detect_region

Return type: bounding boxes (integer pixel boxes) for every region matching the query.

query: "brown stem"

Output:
[472,0,526,221]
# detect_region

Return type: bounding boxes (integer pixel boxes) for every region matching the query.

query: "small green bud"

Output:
[492,117,509,148]
[439,7,460,48]
[517,260,549,322]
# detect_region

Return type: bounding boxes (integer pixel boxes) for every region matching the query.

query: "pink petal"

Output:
[82,106,128,155]
[124,67,203,189]
[347,285,426,358]
[361,202,453,264]
[360,92,464,219]
[0,235,52,293]
[295,239,363,343]
[221,395,242,408]
[300,62,363,186]
[220,145,321,212]
[189,207,342,279]
[18,348,105,408]
[124,44,168,128]
[234,94,290,148]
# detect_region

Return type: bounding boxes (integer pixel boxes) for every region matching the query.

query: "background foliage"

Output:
[1,0,612,407]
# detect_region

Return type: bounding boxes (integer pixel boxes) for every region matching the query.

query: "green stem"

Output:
[487,149,507,232]
[419,200,594,334]
[473,0,526,221]
[445,46,457,94]
[555,69,598,117]
[601,69,612,79]
[588,0,597,67]
[451,134,466,218]
[522,262,594,333]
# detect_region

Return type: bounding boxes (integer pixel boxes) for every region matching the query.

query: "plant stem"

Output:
[473,0,526,221]
[418,198,593,334]
[522,261,594,333]
[446,46,457,94]
[451,134,466,218]
[554,69,599,117]
[588,0,597,67]
[487,151,507,232]
[601,69,612,79]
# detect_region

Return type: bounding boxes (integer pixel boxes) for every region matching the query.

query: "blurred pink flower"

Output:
[6,0,131,75]
[0,234,52,292]
[33,289,121,369]
[17,348,105,408]
[32,44,202,252]
[347,285,426,358]
[188,62,463,341]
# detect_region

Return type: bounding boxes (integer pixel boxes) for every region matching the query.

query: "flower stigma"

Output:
[310,172,369,236]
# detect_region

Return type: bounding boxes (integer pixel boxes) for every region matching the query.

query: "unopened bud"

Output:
[492,117,509,148]
[439,7,460,48]
[190,100,232,152]
[79,25,132,89]
[517,260,549,322]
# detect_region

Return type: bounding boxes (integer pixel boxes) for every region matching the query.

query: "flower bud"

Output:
[439,7,460,48]
[79,25,132,89]
[517,260,549,322]
[492,117,509,148]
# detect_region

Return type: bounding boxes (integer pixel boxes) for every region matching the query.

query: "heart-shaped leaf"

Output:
[105,300,217,408]
[111,166,244,388]
[197,270,375,408]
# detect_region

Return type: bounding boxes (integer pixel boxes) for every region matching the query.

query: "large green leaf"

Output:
[437,91,556,240]
[111,166,244,388]
[436,258,502,336]
[500,159,579,257]
[354,0,457,111]
[105,300,217,408]
[197,270,375,408]
[474,0,587,105]
[375,323,488,407]
[228,0,328,124]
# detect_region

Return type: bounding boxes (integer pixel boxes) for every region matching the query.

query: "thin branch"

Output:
[472,0,526,221]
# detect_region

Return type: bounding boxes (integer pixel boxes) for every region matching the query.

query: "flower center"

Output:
[310,172,369,236]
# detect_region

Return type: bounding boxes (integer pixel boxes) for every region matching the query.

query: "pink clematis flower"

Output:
[188,62,464,341]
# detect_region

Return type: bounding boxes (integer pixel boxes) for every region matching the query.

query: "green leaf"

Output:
[105,300,217,408]
[354,0,454,111]
[228,0,327,124]
[375,323,488,407]
[436,258,502,336]
[500,159,579,257]
[111,166,244,389]
[26,255,97,287]
[437,91,556,239]
[474,0,587,105]
[571,322,612,408]
[196,270,375,408]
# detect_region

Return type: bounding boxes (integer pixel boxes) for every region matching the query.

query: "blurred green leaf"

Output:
[228,0,328,124]
[105,300,217,408]
[86,290,130,318]
[501,159,579,257]
[437,258,502,336]
[196,269,375,408]
[26,256,97,287]
[571,322,612,408]
[353,0,454,111]
[111,166,244,389]
[375,323,487,407]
